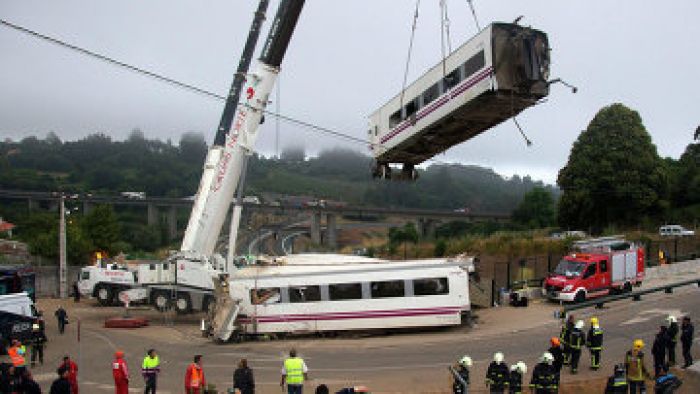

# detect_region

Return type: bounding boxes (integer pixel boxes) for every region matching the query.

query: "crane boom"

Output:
[182,0,305,257]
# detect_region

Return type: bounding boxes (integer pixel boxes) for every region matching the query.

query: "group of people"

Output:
[450,314,694,394]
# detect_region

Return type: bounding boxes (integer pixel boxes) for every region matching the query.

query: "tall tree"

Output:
[81,204,120,254]
[557,103,668,231]
[512,186,556,228]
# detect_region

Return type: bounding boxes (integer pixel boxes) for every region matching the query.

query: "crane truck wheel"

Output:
[152,291,171,311]
[175,293,192,314]
[95,284,114,306]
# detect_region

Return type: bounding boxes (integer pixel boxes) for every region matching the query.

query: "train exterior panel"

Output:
[369,23,550,176]
[227,257,471,334]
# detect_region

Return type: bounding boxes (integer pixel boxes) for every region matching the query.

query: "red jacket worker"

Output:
[112,351,129,394]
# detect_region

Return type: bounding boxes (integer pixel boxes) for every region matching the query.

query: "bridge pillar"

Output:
[27,198,36,212]
[326,213,337,249]
[167,206,177,240]
[310,212,321,244]
[419,218,436,239]
[147,204,159,227]
[82,201,92,216]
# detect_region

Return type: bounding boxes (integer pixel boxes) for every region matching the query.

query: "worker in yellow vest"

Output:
[280,349,309,394]
[7,339,27,374]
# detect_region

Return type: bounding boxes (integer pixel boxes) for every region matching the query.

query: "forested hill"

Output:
[0,132,555,213]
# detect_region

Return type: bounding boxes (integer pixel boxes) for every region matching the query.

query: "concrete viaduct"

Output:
[0,189,510,249]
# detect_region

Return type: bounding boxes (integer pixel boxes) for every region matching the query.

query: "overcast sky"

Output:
[2,1,699,184]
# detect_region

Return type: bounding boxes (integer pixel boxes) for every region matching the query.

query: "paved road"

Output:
[28,284,700,393]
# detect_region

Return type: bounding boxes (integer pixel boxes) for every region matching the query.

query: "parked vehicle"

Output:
[543,237,644,303]
[659,225,695,237]
[0,265,35,300]
[120,191,146,200]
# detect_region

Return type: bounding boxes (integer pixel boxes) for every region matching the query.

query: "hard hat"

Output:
[590,317,599,325]
[516,361,528,374]
[666,315,677,323]
[633,339,644,350]
[575,320,584,330]
[550,337,561,347]
[542,352,554,364]
[459,356,473,367]
[493,352,504,363]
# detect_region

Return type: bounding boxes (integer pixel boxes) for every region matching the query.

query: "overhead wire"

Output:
[466,0,481,31]
[0,17,462,167]
[398,0,421,114]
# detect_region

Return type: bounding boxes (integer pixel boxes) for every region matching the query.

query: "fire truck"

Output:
[543,236,645,302]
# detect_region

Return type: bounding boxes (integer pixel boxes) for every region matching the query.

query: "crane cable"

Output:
[398,0,421,116]
[0,18,460,166]
[466,0,481,31]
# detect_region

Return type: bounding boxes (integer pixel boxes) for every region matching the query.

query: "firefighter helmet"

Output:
[542,352,554,364]
[550,337,561,347]
[633,339,644,350]
[590,317,599,326]
[575,320,584,330]
[459,356,473,367]
[493,352,504,363]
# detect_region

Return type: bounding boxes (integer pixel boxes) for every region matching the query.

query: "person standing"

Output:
[59,355,79,394]
[680,316,694,369]
[233,358,255,394]
[568,320,586,374]
[560,315,574,366]
[73,282,81,303]
[185,355,206,394]
[652,326,668,377]
[113,351,129,394]
[530,352,556,394]
[30,322,47,367]
[452,356,471,394]
[587,317,604,370]
[280,349,308,394]
[604,364,628,393]
[141,349,160,394]
[7,339,27,375]
[55,306,68,334]
[626,339,652,394]
[547,337,564,385]
[21,369,42,394]
[666,315,679,366]
[50,367,73,394]
[508,362,526,394]
[485,352,509,393]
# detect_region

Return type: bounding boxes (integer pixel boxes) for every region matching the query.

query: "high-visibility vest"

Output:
[626,351,645,381]
[8,345,26,367]
[142,355,160,376]
[284,358,305,384]
[189,365,202,388]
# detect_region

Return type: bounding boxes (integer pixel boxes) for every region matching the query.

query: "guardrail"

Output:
[557,277,700,318]
[448,365,469,393]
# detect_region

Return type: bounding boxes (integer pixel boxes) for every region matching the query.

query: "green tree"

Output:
[512,187,556,228]
[81,205,120,253]
[557,103,668,231]
[434,238,447,257]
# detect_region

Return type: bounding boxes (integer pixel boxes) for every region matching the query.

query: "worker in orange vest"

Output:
[185,355,206,394]
[112,351,129,394]
[7,339,27,374]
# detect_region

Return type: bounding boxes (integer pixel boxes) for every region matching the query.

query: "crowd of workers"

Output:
[450,314,694,394]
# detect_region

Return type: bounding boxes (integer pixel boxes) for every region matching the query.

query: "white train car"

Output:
[210,254,473,340]
[369,22,550,179]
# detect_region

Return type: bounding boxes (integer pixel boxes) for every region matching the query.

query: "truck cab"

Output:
[544,237,644,303]
[78,263,136,306]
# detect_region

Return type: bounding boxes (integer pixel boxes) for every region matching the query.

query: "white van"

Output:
[0,292,36,318]
[659,225,695,237]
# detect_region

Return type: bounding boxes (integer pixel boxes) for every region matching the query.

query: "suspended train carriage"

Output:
[369,22,552,180]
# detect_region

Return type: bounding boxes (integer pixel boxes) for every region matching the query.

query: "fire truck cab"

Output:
[544,237,644,303]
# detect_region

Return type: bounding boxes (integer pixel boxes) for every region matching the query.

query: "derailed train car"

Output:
[369,22,550,179]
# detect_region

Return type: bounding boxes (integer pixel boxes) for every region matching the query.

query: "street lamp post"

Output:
[59,195,67,298]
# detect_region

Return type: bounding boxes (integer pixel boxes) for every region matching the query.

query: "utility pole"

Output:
[59,194,67,298]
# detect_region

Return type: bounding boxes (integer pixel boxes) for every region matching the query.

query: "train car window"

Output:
[443,68,461,90]
[149,264,156,270]
[404,99,418,119]
[80,271,90,280]
[389,110,402,128]
[163,263,169,270]
[413,277,449,296]
[329,283,363,301]
[463,50,486,79]
[370,280,405,298]
[289,285,322,303]
[422,83,440,106]
[251,288,281,305]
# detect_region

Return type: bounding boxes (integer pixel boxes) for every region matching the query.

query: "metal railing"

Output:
[557,277,700,317]
[448,365,469,393]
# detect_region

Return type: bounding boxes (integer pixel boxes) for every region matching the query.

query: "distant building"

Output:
[0,218,15,238]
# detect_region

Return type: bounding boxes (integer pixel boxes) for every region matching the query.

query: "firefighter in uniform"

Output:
[452,356,471,394]
[508,361,526,394]
[681,316,694,368]
[586,316,603,370]
[530,352,557,394]
[112,351,129,394]
[485,352,509,393]
[30,322,47,367]
[547,337,564,384]
[560,315,574,366]
[626,339,652,394]
[666,315,679,366]
[569,320,586,374]
[604,364,628,393]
